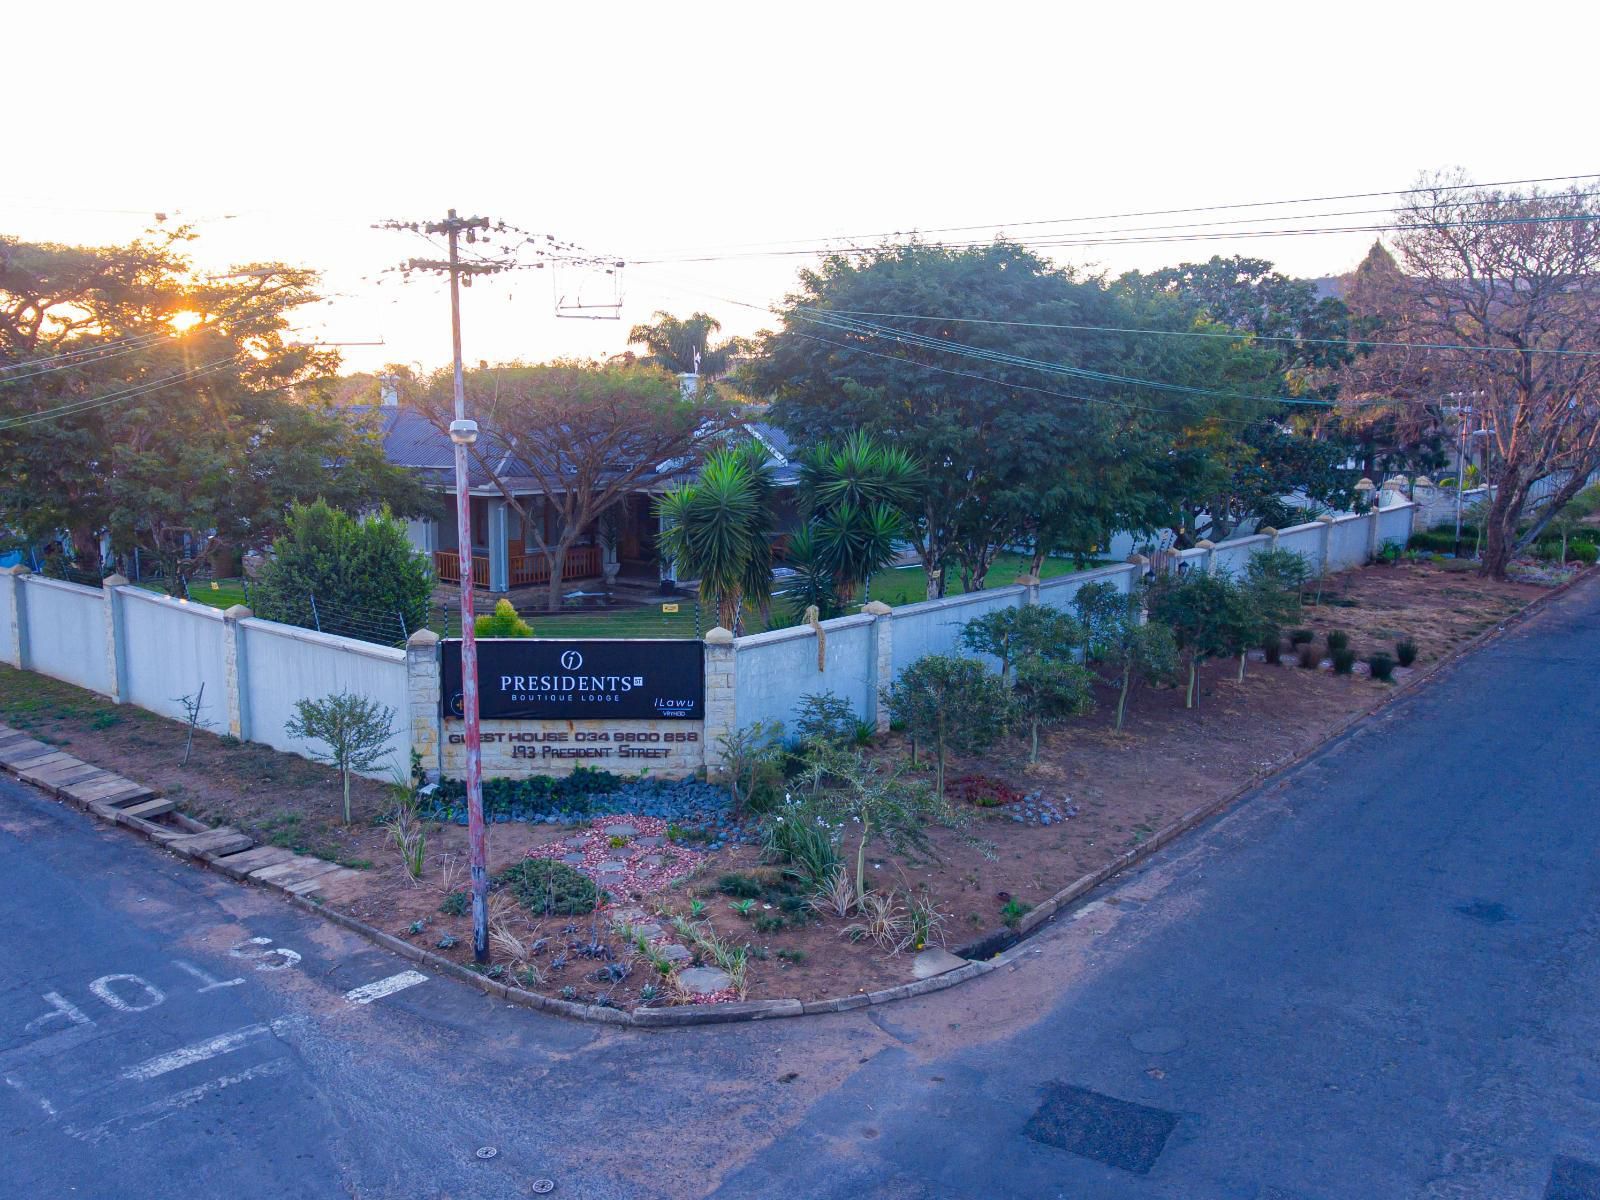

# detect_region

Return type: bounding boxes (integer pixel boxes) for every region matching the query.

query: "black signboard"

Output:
[440,639,704,721]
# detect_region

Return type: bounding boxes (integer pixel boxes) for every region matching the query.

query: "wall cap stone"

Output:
[704,626,735,645]
[1317,514,1337,524]
[407,628,441,647]
[102,573,129,588]
[862,600,892,616]
[1195,539,1216,550]
[222,604,253,620]
[5,565,30,576]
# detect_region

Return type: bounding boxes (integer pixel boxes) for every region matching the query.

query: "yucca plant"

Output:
[798,431,923,605]
[655,447,775,631]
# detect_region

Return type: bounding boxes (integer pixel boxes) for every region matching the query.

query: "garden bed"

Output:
[0,558,1572,1014]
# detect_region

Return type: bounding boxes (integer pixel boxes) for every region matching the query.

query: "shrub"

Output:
[475,598,533,637]
[1298,645,1318,669]
[1395,640,1418,667]
[1367,653,1396,682]
[882,655,1009,799]
[716,873,764,899]
[496,858,599,915]
[1262,637,1282,664]
[953,774,1022,808]
[1011,654,1095,762]
[961,604,1084,681]
[715,720,785,815]
[793,691,861,750]
[1289,629,1314,645]
[1325,630,1350,653]
[761,798,840,889]
[1148,570,1260,707]
[1573,542,1599,565]
[253,499,433,642]
[1332,647,1357,675]
[439,890,470,916]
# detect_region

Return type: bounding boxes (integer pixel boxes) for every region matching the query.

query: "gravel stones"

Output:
[1002,792,1078,827]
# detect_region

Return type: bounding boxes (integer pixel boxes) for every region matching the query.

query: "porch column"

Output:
[658,505,679,594]
[487,498,510,593]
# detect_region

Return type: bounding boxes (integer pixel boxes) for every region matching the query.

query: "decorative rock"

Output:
[659,944,692,963]
[912,947,967,980]
[677,966,732,995]
[603,823,639,839]
[561,854,586,865]
[630,924,663,940]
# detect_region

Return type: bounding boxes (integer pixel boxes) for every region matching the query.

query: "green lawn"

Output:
[165,555,1105,642]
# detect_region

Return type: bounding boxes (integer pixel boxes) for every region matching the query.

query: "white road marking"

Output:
[89,974,165,1013]
[120,1017,297,1082]
[69,1059,290,1144]
[172,959,244,992]
[344,970,428,1006]
[23,991,93,1035]
[4,1074,57,1117]
[228,937,302,971]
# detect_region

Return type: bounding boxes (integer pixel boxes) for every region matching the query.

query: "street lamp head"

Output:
[448,419,479,445]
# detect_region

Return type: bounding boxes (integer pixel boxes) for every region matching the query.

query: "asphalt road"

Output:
[4,575,1600,1199]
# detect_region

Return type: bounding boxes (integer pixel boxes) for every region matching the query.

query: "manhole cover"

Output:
[1548,1156,1600,1200]
[531,1181,555,1194]
[1024,1083,1178,1175]
[475,1146,498,1160]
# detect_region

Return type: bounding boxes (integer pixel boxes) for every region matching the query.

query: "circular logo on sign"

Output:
[559,650,584,671]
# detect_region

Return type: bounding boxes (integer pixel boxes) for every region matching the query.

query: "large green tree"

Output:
[746,242,1265,597]
[627,311,746,377]
[0,229,427,590]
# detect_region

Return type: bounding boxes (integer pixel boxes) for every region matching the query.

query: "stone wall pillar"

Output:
[1260,526,1280,550]
[1194,539,1217,574]
[701,627,735,775]
[4,565,30,670]
[863,600,894,734]
[101,574,129,704]
[1014,573,1041,607]
[406,629,441,780]
[1317,514,1336,576]
[222,604,253,740]
[1365,507,1382,560]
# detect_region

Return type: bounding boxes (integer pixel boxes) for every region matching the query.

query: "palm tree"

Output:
[655,448,774,631]
[798,432,923,604]
[627,311,745,378]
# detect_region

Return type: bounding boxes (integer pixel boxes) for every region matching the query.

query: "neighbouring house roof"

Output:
[349,406,799,494]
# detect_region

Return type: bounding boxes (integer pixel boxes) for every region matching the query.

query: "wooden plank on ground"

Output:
[37,762,109,789]
[63,776,148,804]
[251,856,342,887]
[119,798,175,820]
[120,814,185,843]
[19,759,91,787]
[11,751,76,774]
[0,740,54,766]
[167,828,253,859]
[210,845,296,878]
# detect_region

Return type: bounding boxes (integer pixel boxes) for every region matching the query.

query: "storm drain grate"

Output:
[1548,1156,1600,1200]
[1023,1083,1178,1175]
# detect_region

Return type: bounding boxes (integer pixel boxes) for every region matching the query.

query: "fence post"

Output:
[1194,539,1217,574]
[406,629,441,780]
[1259,526,1279,550]
[1014,572,1041,607]
[222,604,252,740]
[863,600,894,734]
[701,627,736,776]
[101,574,129,704]
[1317,514,1336,576]
[1365,507,1382,561]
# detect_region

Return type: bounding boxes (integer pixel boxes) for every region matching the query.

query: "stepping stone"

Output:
[659,944,692,963]
[565,836,590,849]
[912,947,967,980]
[603,823,638,839]
[639,855,664,868]
[561,853,586,865]
[634,835,665,848]
[629,923,663,940]
[611,907,647,923]
[677,966,732,995]
[596,859,628,875]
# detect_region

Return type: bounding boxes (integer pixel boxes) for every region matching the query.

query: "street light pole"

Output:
[1454,403,1470,557]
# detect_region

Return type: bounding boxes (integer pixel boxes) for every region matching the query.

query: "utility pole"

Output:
[378,209,505,963]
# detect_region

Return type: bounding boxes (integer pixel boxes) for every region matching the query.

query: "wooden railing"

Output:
[510,545,602,587]
[433,551,489,587]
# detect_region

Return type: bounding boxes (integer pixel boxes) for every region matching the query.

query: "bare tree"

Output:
[421,361,730,611]
[1384,173,1600,577]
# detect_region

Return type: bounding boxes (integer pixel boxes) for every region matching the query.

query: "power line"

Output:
[808,308,1600,359]
[624,172,1600,260]
[0,357,240,430]
[0,329,175,376]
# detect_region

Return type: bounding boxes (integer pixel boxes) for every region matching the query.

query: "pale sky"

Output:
[7,1,1595,374]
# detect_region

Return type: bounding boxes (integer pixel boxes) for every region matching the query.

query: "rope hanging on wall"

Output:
[803,604,826,672]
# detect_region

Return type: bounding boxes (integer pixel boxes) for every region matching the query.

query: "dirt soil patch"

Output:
[0,559,1573,1014]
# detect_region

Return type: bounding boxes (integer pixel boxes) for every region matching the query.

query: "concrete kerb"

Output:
[2,565,1587,1029]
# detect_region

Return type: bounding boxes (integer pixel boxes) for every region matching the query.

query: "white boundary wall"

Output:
[1,500,1415,782]
[0,569,409,778]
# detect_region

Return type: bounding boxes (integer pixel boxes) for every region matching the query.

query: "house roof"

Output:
[351,405,799,493]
